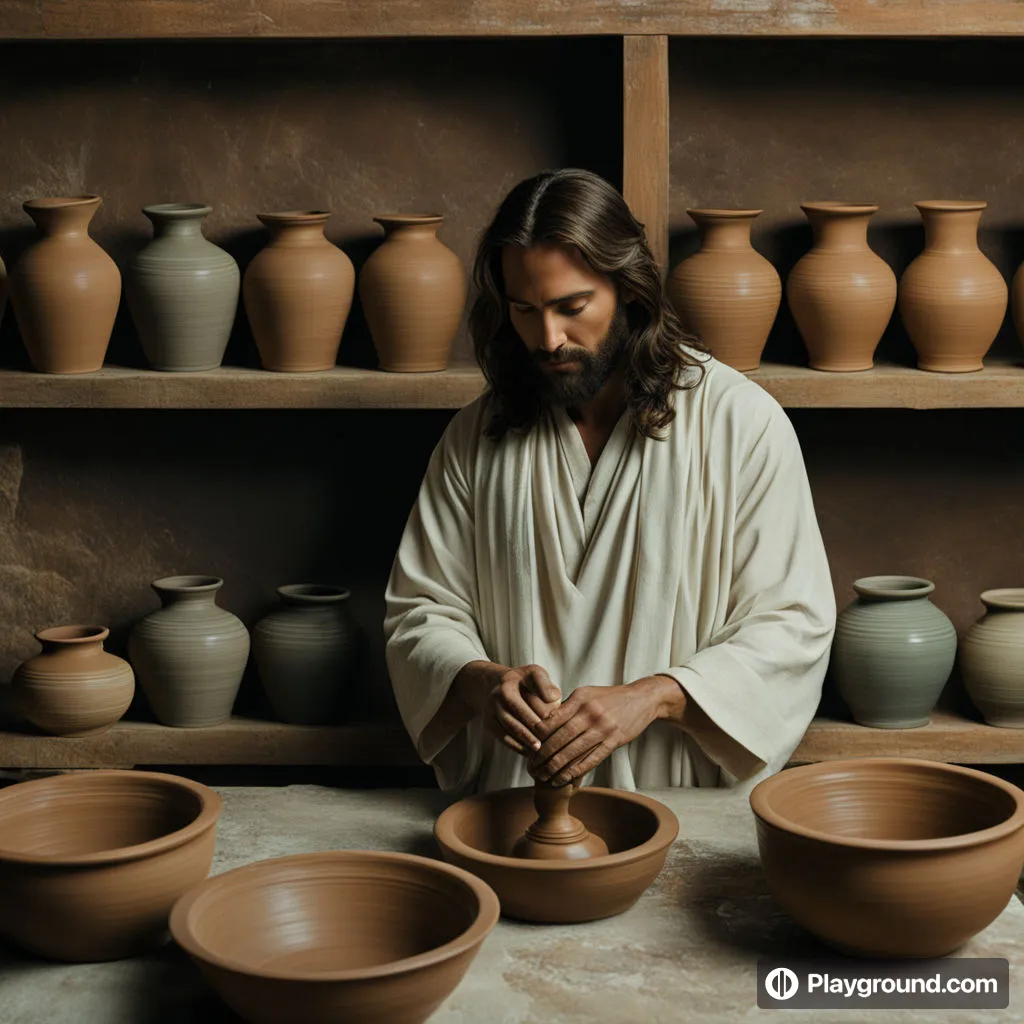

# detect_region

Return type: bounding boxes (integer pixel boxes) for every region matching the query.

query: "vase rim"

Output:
[374,213,444,226]
[257,210,331,226]
[277,583,351,602]
[152,574,224,592]
[914,200,987,212]
[686,208,763,219]
[36,624,109,644]
[24,194,101,211]
[800,202,879,215]
[979,588,1024,611]
[142,202,212,218]
[852,575,935,599]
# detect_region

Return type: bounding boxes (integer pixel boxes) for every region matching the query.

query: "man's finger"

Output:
[531,691,580,740]
[501,733,527,755]
[524,664,561,704]
[503,683,543,730]
[532,730,601,781]
[495,707,541,751]
[551,742,611,787]
[530,711,586,767]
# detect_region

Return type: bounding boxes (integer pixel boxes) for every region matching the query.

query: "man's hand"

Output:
[528,675,685,785]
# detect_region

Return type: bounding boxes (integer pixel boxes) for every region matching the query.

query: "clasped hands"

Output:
[483,662,684,787]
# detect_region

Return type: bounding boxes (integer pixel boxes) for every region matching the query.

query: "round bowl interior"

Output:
[171,851,498,979]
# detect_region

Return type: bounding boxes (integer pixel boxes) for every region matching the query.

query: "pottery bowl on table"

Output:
[0,769,222,962]
[433,786,679,923]
[169,850,500,1024]
[750,757,1024,957]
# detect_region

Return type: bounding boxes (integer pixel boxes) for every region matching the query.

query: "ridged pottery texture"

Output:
[169,851,500,1024]
[0,770,222,962]
[830,576,956,728]
[252,584,360,726]
[359,214,466,372]
[750,758,1024,957]
[665,209,780,372]
[786,203,897,372]
[242,210,354,372]
[9,195,121,373]
[960,589,1024,727]
[128,575,250,728]
[898,201,1008,372]
[126,203,240,371]
[12,625,134,736]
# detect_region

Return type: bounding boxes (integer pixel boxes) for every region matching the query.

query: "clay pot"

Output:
[898,201,1008,372]
[252,583,360,726]
[359,214,466,372]
[786,203,897,372]
[665,209,780,372]
[169,850,499,1024]
[750,757,1024,957]
[829,575,956,729]
[960,589,1024,727]
[434,786,678,923]
[128,575,250,728]
[242,210,355,372]
[126,203,240,371]
[512,779,609,860]
[0,769,222,962]
[8,195,121,373]
[11,625,134,736]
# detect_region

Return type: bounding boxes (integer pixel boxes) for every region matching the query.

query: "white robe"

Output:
[383,355,837,794]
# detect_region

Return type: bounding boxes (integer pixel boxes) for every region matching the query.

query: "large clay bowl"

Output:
[0,769,221,961]
[433,786,678,923]
[750,757,1024,957]
[169,850,500,1024]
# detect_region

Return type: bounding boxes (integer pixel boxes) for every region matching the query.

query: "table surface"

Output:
[1,784,1022,1023]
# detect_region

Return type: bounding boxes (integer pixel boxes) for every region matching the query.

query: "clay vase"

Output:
[9,195,121,373]
[665,209,780,372]
[786,203,897,372]
[242,210,355,372]
[512,780,609,860]
[830,576,956,729]
[960,589,1024,728]
[11,625,134,736]
[252,584,360,725]
[358,214,466,372]
[898,201,1008,372]
[126,203,240,371]
[128,575,250,728]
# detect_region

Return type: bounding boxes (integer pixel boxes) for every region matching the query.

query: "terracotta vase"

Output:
[960,589,1024,728]
[829,575,956,729]
[128,575,250,728]
[252,584,360,725]
[898,201,1008,372]
[9,195,121,373]
[126,203,240,371]
[786,203,897,372]
[1012,260,1024,351]
[511,779,609,860]
[359,214,466,372]
[665,209,780,372]
[11,625,134,736]
[242,210,355,372]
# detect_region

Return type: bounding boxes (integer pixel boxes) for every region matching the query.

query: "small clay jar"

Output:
[252,584,360,725]
[898,201,1008,372]
[12,625,135,736]
[830,576,956,729]
[786,202,897,372]
[512,780,609,860]
[9,195,121,373]
[665,208,781,372]
[960,589,1024,728]
[242,210,355,372]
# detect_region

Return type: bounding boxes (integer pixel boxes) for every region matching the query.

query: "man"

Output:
[383,168,836,794]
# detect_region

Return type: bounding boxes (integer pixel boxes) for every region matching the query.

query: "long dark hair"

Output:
[470,167,708,441]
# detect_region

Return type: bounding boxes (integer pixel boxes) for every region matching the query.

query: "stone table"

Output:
[1,785,1022,1023]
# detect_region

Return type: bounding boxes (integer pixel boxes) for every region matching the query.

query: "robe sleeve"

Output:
[662,393,836,782]
[383,403,491,791]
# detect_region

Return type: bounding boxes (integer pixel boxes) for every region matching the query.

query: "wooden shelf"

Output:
[1,360,1023,410]
[3,1,1024,40]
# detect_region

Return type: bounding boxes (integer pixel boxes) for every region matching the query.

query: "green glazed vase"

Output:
[960,589,1024,728]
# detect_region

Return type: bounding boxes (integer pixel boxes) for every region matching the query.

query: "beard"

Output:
[531,303,630,408]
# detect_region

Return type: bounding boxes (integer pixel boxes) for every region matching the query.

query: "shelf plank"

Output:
[4,2,1024,40]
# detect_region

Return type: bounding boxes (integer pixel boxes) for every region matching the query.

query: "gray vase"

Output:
[126,203,239,371]
[830,575,956,728]
[252,584,360,725]
[128,575,250,727]
[960,588,1024,727]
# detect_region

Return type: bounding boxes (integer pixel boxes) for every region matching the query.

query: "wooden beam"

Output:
[623,35,669,275]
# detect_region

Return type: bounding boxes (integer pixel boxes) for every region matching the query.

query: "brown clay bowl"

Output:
[0,769,222,962]
[750,757,1024,957]
[169,850,500,1024]
[433,785,679,923]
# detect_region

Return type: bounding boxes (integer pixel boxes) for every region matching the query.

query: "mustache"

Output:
[534,347,591,365]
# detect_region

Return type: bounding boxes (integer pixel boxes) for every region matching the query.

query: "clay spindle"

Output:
[511,779,609,860]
